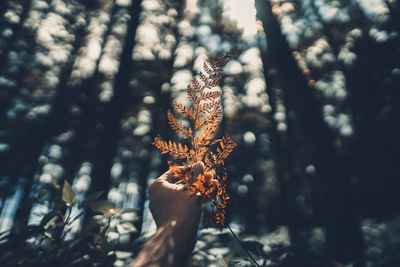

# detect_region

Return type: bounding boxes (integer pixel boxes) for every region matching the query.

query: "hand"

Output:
[130,162,210,267]
[148,162,206,229]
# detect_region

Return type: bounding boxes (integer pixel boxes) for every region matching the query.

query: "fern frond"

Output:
[209,72,222,80]
[194,116,204,130]
[198,71,208,82]
[203,62,213,75]
[200,91,221,101]
[198,100,221,114]
[167,109,192,138]
[215,134,237,162]
[152,136,189,160]
[204,106,222,129]
[206,113,222,135]
[197,146,208,160]
[204,153,214,171]
[195,106,222,135]
[174,101,197,121]
[153,49,240,229]
[187,85,199,106]
[205,79,221,89]
[195,109,222,151]
[224,48,240,58]
[194,130,211,149]
[192,78,204,93]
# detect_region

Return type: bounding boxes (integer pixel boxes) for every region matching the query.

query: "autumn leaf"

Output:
[62,180,76,207]
[152,49,239,228]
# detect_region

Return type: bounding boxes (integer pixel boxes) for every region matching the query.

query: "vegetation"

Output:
[0,180,137,266]
[0,0,399,266]
[153,49,238,228]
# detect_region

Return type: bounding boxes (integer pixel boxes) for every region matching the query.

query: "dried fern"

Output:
[153,49,239,228]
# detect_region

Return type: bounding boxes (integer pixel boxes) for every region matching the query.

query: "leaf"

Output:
[106,207,121,216]
[187,85,199,105]
[39,211,60,228]
[167,110,192,138]
[203,62,212,74]
[153,136,189,160]
[78,191,104,209]
[37,188,50,200]
[120,207,139,214]
[224,252,235,265]
[62,180,76,206]
[152,49,239,229]
[88,200,116,215]
[241,240,266,258]
[52,176,60,189]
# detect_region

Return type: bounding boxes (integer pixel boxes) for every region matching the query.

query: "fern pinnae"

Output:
[198,71,208,82]
[203,62,213,75]
[153,49,240,228]
[200,91,221,101]
[187,85,199,106]
[167,109,192,138]
[174,102,197,121]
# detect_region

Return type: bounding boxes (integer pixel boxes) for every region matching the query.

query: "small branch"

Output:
[228,226,261,267]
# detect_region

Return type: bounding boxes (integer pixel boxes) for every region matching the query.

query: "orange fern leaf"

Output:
[153,136,189,160]
[152,48,240,228]
[198,71,208,82]
[200,90,221,101]
[167,109,192,139]
[174,101,197,121]
[186,85,199,106]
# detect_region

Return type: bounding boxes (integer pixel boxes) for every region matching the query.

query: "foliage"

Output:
[0,180,138,266]
[153,49,239,228]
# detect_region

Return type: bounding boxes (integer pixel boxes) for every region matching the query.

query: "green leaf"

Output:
[62,180,76,206]
[224,252,235,265]
[52,176,60,189]
[106,207,121,216]
[88,200,116,214]
[39,211,60,228]
[120,207,139,214]
[78,191,104,209]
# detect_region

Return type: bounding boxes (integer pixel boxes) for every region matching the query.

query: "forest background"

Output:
[0,0,399,266]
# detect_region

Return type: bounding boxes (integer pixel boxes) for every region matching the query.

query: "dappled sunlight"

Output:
[0,179,25,233]
[224,0,258,38]
[0,0,399,266]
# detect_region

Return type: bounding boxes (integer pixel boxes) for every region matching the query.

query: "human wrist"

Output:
[171,219,199,256]
[160,214,200,233]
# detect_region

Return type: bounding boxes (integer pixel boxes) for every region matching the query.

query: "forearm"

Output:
[130,220,198,267]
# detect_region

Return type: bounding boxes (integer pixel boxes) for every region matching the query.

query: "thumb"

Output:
[190,161,205,182]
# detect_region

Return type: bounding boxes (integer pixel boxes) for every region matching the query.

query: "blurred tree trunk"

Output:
[256,0,365,265]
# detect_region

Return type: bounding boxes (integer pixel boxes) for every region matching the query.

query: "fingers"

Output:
[158,165,189,183]
[150,162,207,192]
[159,162,205,183]
[204,173,214,182]
[149,176,183,193]
[149,168,183,193]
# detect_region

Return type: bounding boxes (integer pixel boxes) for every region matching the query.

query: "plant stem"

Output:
[228,226,261,267]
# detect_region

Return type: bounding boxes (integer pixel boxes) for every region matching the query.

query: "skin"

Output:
[130,162,210,267]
